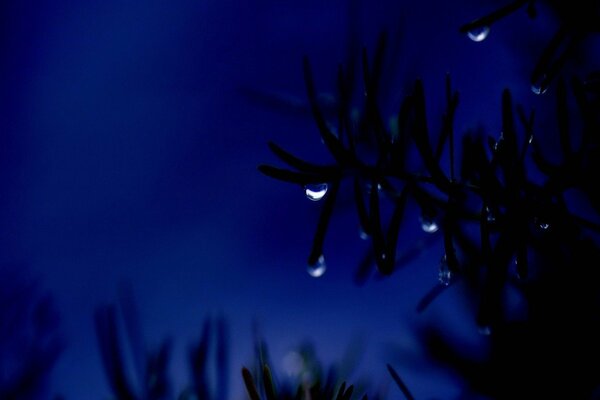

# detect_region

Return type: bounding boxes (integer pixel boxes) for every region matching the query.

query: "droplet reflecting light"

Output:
[531,84,547,95]
[485,206,496,224]
[467,26,490,42]
[304,183,328,201]
[307,255,326,278]
[420,215,439,233]
[494,133,504,152]
[359,228,369,240]
[531,75,549,95]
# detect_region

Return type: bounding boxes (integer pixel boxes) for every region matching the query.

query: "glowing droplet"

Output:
[304,183,328,201]
[307,255,326,278]
[420,215,439,233]
[438,255,452,286]
[478,324,492,335]
[538,222,550,231]
[528,134,534,144]
[467,26,490,42]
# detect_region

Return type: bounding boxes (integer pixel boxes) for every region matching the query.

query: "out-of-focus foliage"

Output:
[94,284,229,400]
[241,332,391,400]
[0,266,63,400]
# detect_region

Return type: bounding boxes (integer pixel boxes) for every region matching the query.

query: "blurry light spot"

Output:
[282,351,304,377]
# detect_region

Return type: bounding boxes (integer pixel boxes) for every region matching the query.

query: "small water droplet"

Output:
[478,324,492,335]
[438,255,452,286]
[467,26,490,42]
[528,134,534,144]
[307,255,326,278]
[531,75,548,95]
[420,215,439,234]
[359,228,369,240]
[304,183,328,201]
[534,217,550,231]
[366,182,383,193]
[531,84,547,95]
[485,206,496,223]
[493,133,504,152]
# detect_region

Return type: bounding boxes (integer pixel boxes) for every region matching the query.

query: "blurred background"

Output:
[0,0,589,398]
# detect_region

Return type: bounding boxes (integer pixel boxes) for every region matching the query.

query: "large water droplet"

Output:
[438,255,452,286]
[420,215,439,233]
[304,183,328,201]
[307,255,326,278]
[467,26,490,42]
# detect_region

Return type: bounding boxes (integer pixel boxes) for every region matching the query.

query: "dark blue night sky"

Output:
[2,1,599,399]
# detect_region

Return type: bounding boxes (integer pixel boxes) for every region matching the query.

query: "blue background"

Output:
[0,0,583,398]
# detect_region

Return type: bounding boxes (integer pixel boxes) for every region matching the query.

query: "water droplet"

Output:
[438,255,452,286]
[304,183,328,201]
[485,206,496,223]
[534,217,550,231]
[531,84,547,95]
[359,228,369,240]
[420,215,439,233]
[528,134,534,144]
[493,133,504,152]
[366,182,383,193]
[478,324,492,335]
[531,75,548,95]
[307,255,326,278]
[467,26,490,42]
